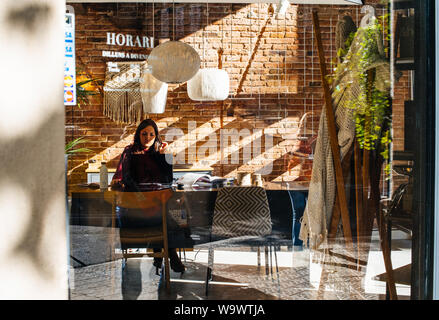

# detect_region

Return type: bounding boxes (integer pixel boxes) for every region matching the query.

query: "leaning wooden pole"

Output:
[218,48,225,177]
[312,11,353,247]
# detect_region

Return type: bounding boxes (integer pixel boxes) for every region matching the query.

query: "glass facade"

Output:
[63,0,436,301]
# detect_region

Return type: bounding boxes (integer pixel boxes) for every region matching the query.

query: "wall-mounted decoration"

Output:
[103,62,142,123]
[103,61,167,123]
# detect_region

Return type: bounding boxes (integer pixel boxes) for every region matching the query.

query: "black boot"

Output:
[153,257,163,268]
[152,248,163,275]
[169,248,185,273]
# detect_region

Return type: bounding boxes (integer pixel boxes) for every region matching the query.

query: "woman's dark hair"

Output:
[133,119,163,152]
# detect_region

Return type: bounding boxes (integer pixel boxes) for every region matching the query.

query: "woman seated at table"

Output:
[111,119,185,273]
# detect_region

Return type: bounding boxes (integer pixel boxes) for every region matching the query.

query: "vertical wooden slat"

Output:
[161,192,171,290]
[354,140,364,267]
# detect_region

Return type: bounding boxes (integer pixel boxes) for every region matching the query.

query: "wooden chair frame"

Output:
[105,189,173,290]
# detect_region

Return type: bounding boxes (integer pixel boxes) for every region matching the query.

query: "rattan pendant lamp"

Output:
[147,1,200,84]
[187,1,230,101]
[141,0,168,113]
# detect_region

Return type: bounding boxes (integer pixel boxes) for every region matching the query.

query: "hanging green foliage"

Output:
[334,15,392,176]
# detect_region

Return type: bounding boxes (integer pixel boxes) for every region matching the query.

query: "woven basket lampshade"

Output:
[187,68,230,101]
[140,64,168,114]
[147,41,200,84]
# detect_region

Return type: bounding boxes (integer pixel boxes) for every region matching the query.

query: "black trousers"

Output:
[116,206,178,252]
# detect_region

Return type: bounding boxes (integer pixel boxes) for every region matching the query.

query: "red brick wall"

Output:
[67,2,407,189]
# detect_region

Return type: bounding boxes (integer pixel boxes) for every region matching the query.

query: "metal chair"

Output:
[206,186,273,295]
[383,182,412,241]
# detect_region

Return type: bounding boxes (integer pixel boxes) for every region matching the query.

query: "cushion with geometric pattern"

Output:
[212,186,272,238]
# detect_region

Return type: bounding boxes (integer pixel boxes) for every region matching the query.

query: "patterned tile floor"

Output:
[69,235,412,300]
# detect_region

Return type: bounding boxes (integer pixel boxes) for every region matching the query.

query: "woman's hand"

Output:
[110,179,123,191]
[159,142,168,154]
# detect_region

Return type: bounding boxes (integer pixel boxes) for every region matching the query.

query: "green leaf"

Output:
[65,137,92,155]
[76,79,97,87]
[75,77,101,108]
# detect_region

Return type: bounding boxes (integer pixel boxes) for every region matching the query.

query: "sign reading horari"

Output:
[106,32,154,48]
[102,32,154,60]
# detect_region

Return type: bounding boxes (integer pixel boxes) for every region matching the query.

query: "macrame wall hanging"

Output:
[103,62,168,123]
[103,61,144,123]
[103,3,169,123]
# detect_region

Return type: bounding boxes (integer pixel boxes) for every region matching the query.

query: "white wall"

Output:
[0,0,67,299]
